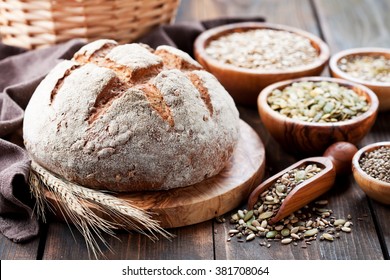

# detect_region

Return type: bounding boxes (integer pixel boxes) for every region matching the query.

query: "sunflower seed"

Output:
[281,238,292,244]
[246,233,256,241]
[304,228,318,237]
[341,227,352,233]
[334,219,346,226]
[322,233,334,241]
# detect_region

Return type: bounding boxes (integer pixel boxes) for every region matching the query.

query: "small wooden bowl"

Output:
[257,77,379,155]
[329,48,390,111]
[194,22,330,106]
[352,142,390,204]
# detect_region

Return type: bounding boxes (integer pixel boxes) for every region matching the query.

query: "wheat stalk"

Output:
[28,161,173,259]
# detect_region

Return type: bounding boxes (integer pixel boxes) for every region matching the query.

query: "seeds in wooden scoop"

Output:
[227,164,353,247]
[267,81,369,122]
[205,29,319,70]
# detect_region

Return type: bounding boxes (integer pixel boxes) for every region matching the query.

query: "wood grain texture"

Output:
[42,221,214,260]
[177,0,320,36]
[17,0,390,260]
[0,234,40,259]
[314,0,390,53]
[215,176,384,260]
[205,0,385,260]
[315,0,390,260]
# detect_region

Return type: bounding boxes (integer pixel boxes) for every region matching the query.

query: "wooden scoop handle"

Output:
[323,142,358,175]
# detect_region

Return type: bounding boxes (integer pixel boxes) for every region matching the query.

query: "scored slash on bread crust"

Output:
[23,39,240,192]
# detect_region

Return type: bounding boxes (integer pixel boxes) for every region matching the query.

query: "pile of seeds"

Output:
[359,146,390,183]
[338,55,390,83]
[227,164,353,247]
[267,81,369,122]
[205,29,319,70]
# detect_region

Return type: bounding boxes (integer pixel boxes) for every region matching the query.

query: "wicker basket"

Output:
[0,0,180,49]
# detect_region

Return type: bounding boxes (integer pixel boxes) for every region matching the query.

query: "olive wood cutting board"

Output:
[45,120,266,228]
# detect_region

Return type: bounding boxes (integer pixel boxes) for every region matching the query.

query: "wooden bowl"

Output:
[257,77,379,155]
[194,22,330,106]
[329,48,390,111]
[352,142,390,204]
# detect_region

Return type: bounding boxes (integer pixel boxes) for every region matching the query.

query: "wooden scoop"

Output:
[247,142,358,224]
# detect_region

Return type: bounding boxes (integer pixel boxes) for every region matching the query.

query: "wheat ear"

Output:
[28,161,173,259]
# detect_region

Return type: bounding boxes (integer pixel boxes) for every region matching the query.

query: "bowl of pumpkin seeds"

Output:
[194,22,330,106]
[329,48,390,111]
[352,141,390,204]
[257,76,379,155]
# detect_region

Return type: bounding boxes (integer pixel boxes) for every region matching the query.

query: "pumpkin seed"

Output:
[247,225,258,232]
[295,170,306,182]
[266,231,277,239]
[267,81,369,122]
[244,210,254,221]
[259,211,274,220]
[281,229,290,237]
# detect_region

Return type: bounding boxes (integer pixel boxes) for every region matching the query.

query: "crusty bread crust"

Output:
[23,40,240,191]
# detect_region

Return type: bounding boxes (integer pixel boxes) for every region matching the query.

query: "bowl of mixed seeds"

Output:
[257,77,379,155]
[329,48,390,111]
[352,142,390,204]
[194,22,330,106]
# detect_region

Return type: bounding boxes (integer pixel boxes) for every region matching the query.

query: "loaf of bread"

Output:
[23,40,240,192]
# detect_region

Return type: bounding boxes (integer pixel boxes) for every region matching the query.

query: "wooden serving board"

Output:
[46,120,266,228]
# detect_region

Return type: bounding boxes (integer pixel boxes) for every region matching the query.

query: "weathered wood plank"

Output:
[314,0,390,53]
[182,0,385,259]
[37,0,389,260]
[42,221,214,260]
[0,234,40,259]
[315,0,390,260]
[177,0,319,36]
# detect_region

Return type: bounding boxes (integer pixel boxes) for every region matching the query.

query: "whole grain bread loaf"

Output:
[23,40,240,191]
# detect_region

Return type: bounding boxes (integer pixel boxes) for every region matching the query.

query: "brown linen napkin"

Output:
[0,39,87,242]
[0,16,264,243]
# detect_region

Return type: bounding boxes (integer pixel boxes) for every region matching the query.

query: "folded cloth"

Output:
[0,16,264,243]
[0,39,87,242]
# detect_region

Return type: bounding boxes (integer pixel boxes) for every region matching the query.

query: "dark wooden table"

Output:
[1,0,389,260]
